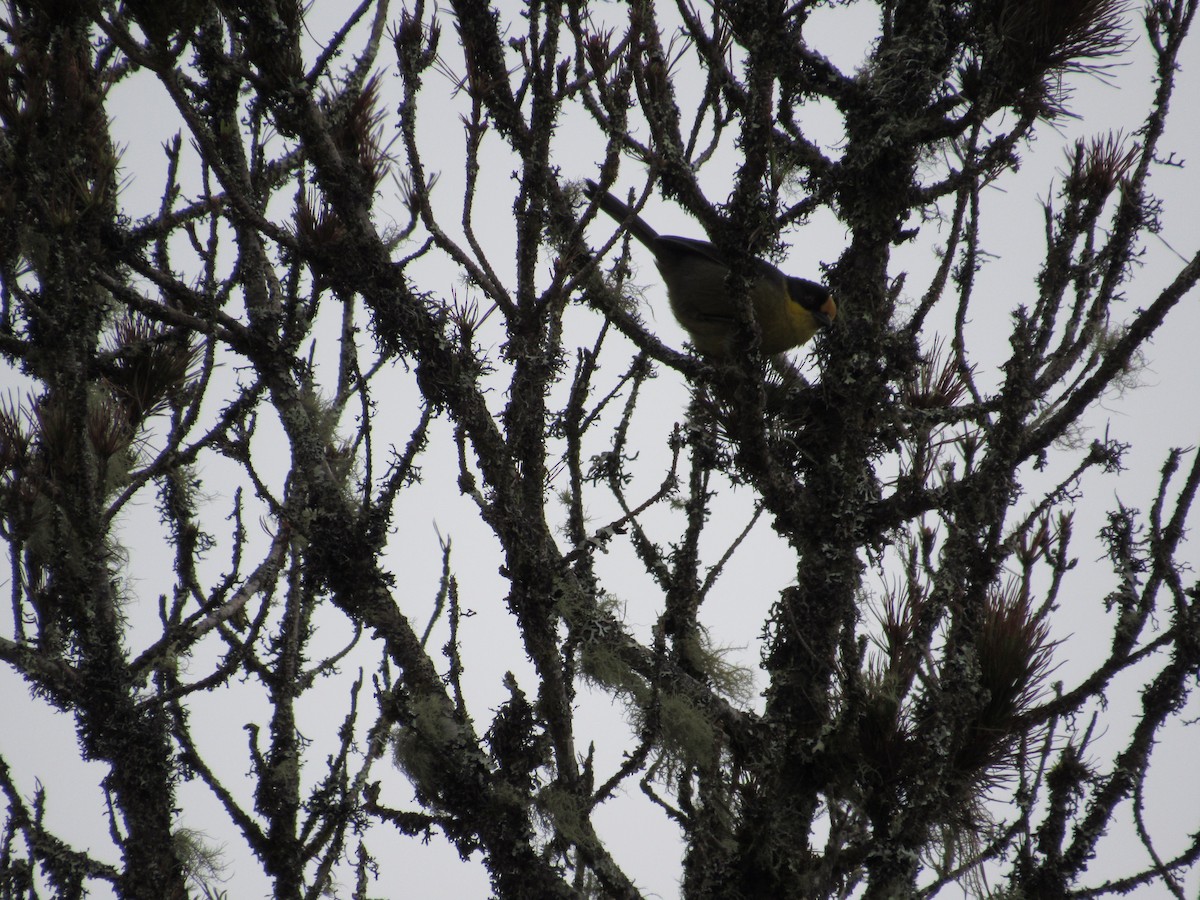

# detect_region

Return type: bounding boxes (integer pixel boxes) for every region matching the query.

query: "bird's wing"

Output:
[653,235,729,267]
[655,236,790,285]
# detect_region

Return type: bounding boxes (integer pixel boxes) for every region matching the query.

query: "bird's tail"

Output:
[584,179,659,250]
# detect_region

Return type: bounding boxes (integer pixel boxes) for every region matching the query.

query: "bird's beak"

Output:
[814,295,837,328]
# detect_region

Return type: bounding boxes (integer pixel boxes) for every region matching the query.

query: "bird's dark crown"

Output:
[786,276,831,311]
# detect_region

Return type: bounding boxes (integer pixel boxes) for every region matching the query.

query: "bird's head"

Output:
[786,276,837,328]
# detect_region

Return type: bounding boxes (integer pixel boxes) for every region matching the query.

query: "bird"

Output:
[584,179,836,359]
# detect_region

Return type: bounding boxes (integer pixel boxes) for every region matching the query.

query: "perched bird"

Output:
[584,179,836,358]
